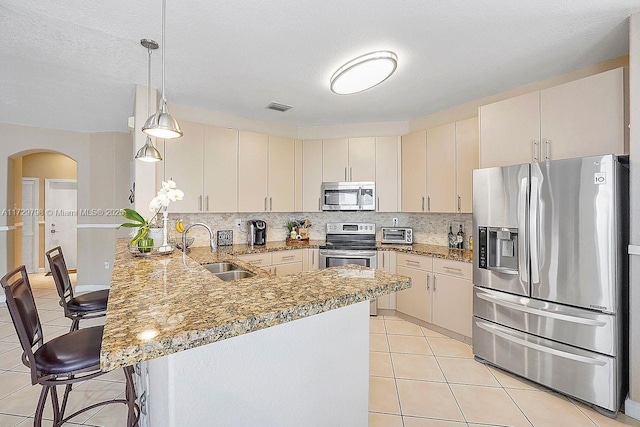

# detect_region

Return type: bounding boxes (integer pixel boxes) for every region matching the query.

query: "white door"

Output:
[21,178,38,273]
[45,179,77,271]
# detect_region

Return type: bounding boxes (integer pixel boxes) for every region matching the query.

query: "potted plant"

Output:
[119,180,184,252]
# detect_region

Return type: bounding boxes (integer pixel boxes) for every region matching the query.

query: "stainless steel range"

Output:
[319,222,378,315]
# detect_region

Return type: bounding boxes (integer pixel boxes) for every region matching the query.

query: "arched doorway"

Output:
[10,150,78,273]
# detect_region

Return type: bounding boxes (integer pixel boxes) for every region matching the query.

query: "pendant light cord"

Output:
[147,46,152,117]
[161,0,166,103]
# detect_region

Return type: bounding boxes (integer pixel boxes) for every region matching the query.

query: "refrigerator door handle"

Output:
[530,176,540,285]
[519,177,529,284]
[475,321,607,366]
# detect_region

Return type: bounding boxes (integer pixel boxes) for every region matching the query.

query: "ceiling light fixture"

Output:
[136,39,163,162]
[330,51,398,95]
[142,0,183,139]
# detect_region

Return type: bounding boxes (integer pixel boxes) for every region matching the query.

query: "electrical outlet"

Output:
[235,219,242,228]
[392,217,399,226]
[104,261,110,270]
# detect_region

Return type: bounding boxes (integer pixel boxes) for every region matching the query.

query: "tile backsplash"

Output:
[166,211,472,249]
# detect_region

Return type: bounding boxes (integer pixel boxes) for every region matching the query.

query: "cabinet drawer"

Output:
[272,262,303,276]
[272,249,303,265]
[396,253,432,271]
[237,252,272,266]
[433,258,472,279]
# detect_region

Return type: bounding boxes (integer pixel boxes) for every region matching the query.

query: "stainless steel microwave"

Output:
[321,182,375,211]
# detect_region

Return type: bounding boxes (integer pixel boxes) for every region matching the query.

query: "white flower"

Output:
[150,181,183,212]
[161,180,177,192]
[166,189,184,202]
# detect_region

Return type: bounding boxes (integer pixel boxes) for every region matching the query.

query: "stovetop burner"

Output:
[321,222,377,251]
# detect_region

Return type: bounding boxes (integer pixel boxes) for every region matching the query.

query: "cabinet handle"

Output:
[273,266,277,275]
[377,197,380,211]
[545,139,550,161]
[427,196,431,212]
[422,196,425,211]
[406,259,420,267]
[533,140,539,162]
[270,197,273,211]
[281,255,294,260]
[264,197,267,211]
[427,274,430,290]
[457,195,461,212]
[319,197,321,211]
[344,167,347,181]
[350,167,353,181]
[443,266,463,273]
[312,252,315,267]
[199,195,202,211]
[433,275,437,291]
[206,195,209,211]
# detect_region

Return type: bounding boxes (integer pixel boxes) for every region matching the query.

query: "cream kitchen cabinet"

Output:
[294,140,303,212]
[237,250,303,276]
[375,136,400,212]
[302,248,320,271]
[302,140,323,212]
[322,137,375,182]
[455,117,479,213]
[376,250,397,310]
[160,122,238,213]
[395,253,432,322]
[431,258,473,338]
[480,67,627,168]
[426,123,456,212]
[401,130,427,212]
[238,132,295,213]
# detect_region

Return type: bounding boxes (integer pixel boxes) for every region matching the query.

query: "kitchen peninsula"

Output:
[102,239,410,426]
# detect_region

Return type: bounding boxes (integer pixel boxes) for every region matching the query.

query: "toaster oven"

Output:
[381,227,413,244]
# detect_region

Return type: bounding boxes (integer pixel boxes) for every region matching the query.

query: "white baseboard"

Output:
[625,397,640,420]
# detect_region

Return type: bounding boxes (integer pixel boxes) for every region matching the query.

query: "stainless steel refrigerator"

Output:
[472,154,628,416]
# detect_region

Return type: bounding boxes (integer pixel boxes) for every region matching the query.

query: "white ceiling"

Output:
[2,0,640,133]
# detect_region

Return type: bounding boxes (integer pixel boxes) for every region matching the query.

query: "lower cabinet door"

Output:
[432,273,473,337]
[396,266,431,322]
[272,262,303,276]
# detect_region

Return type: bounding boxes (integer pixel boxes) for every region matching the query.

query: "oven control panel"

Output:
[326,222,376,234]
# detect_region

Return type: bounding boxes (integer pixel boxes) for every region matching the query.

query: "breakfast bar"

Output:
[102,239,410,426]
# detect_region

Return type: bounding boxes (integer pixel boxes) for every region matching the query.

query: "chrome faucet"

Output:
[183,223,217,252]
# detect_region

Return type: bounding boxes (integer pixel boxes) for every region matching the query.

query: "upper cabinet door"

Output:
[348,137,376,181]
[426,123,456,213]
[238,131,268,212]
[456,117,479,214]
[294,140,303,212]
[479,91,540,168]
[322,138,349,181]
[401,130,427,212]
[302,140,323,212]
[540,67,626,161]
[203,126,238,213]
[375,136,399,212]
[163,120,205,213]
[268,136,295,212]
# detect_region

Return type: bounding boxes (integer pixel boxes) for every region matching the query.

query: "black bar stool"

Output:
[45,246,109,331]
[1,265,139,427]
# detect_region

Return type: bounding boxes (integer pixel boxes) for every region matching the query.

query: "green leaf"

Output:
[121,208,147,224]
[118,223,143,228]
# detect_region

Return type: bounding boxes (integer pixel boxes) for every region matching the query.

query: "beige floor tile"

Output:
[370,333,390,352]
[396,379,464,421]
[487,365,546,391]
[391,354,446,382]
[83,398,131,427]
[370,318,387,334]
[467,424,509,427]
[0,413,28,427]
[507,388,593,427]
[569,398,640,427]
[450,384,532,427]
[421,327,448,338]
[96,368,126,383]
[369,412,404,427]
[0,371,31,400]
[437,357,501,387]
[0,383,52,417]
[428,338,473,358]
[388,334,432,355]
[0,348,26,371]
[385,320,423,336]
[369,376,401,415]
[383,315,402,321]
[371,352,394,378]
[404,417,467,427]
[0,341,19,355]
[36,310,65,324]
[57,379,126,424]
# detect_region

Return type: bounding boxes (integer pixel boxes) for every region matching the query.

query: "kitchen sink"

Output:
[202,262,240,274]
[214,270,255,281]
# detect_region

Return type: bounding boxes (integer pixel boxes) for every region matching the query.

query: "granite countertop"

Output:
[100,239,411,371]
[202,239,473,264]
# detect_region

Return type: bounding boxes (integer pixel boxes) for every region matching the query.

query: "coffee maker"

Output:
[247,220,267,246]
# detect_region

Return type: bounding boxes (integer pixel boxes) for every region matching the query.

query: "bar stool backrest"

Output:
[0,265,44,385]
[45,246,75,314]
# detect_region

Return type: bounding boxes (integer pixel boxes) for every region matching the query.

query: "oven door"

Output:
[319,249,378,316]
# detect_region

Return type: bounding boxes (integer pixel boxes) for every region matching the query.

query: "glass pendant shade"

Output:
[135,136,163,162]
[142,99,183,139]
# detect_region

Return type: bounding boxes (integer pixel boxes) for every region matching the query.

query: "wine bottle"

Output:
[457,225,464,249]
[448,226,455,248]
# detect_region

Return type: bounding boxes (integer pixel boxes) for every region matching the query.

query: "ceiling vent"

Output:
[266,102,293,112]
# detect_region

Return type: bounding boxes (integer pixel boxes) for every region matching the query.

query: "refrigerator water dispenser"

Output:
[478,226,519,273]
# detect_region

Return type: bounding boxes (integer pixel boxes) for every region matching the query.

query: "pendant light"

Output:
[136,39,163,162]
[142,0,183,139]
